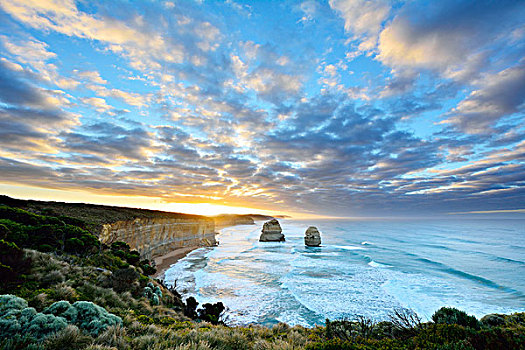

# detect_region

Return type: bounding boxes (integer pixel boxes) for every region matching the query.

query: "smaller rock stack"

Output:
[304,226,321,246]
[259,219,285,242]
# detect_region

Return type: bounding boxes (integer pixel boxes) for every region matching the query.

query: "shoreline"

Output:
[152,222,259,279]
[153,246,199,279]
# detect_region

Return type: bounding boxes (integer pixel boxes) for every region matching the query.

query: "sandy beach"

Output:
[153,246,198,279]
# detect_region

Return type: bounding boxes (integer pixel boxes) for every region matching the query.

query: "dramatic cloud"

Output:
[0,0,523,216]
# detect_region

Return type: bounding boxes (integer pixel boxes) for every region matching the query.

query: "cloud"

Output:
[0,0,523,216]
[0,60,78,153]
[377,1,525,79]
[80,97,115,114]
[74,70,107,85]
[441,63,525,134]
[0,0,185,71]
[329,0,390,52]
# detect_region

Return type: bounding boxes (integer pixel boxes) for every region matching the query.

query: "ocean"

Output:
[163,218,525,327]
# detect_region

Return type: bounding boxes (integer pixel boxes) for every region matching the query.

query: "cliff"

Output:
[100,217,216,259]
[0,195,216,259]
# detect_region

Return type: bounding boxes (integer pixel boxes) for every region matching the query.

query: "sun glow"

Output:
[0,183,313,217]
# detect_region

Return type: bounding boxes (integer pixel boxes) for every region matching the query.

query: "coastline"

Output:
[153,222,260,279]
[153,246,198,279]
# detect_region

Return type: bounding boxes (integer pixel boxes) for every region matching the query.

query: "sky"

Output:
[0,0,524,218]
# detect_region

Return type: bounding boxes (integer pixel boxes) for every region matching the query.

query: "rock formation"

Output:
[259,219,285,242]
[304,226,321,246]
[100,217,216,259]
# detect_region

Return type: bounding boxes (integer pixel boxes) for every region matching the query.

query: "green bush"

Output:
[480,314,506,327]
[126,250,141,265]
[44,300,122,336]
[0,294,28,316]
[112,267,139,292]
[0,239,31,290]
[111,241,130,252]
[0,206,99,256]
[140,260,156,275]
[0,295,68,340]
[432,307,480,329]
[137,314,154,325]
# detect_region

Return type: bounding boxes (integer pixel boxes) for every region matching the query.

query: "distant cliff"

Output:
[213,214,277,229]
[213,214,255,228]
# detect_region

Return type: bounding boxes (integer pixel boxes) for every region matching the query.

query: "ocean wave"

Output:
[361,241,374,245]
[368,260,392,268]
[490,256,525,266]
[415,257,524,297]
[333,245,366,251]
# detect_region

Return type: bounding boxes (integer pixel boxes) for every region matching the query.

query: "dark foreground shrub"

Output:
[432,307,480,329]
[0,239,31,290]
[198,302,225,324]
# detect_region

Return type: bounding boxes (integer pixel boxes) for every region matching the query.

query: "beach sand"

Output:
[153,246,198,279]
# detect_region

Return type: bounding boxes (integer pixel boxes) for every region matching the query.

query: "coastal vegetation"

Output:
[1,203,524,349]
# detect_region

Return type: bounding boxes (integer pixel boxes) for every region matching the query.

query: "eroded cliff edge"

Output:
[100,217,216,259]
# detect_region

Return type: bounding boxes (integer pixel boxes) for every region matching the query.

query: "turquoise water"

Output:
[163,219,525,326]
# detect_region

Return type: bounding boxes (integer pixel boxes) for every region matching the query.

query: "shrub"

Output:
[95,324,128,350]
[65,237,85,254]
[43,325,93,350]
[324,319,354,341]
[24,311,68,339]
[111,241,130,252]
[0,295,68,340]
[126,250,141,265]
[112,267,139,292]
[137,315,154,325]
[480,313,506,327]
[0,239,31,290]
[198,302,225,325]
[184,297,199,319]
[141,261,156,275]
[0,294,28,316]
[43,300,78,322]
[432,307,480,329]
[0,206,99,256]
[44,300,122,336]
[154,286,163,298]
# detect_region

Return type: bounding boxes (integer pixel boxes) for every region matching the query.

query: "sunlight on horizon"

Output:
[0,183,329,219]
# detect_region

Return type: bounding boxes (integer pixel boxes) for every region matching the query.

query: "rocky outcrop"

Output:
[100,217,216,259]
[259,219,285,242]
[304,226,321,246]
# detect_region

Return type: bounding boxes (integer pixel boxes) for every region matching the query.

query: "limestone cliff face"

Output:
[100,217,216,259]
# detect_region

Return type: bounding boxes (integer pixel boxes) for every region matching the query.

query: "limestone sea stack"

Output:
[304,226,321,246]
[259,219,285,242]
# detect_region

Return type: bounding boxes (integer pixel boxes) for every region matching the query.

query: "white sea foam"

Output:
[163,219,525,326]
[333,245,366,251]
[368,260,392,268]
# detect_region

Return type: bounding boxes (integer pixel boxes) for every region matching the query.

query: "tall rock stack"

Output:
[259,219,285,242]
[304,226,321,246]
